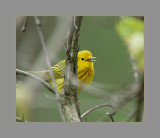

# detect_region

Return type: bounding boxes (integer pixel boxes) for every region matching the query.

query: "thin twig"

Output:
[16,69,55,94]
[108,115,114,122]
[34,16,66,122]
[73,16,78,29]
[34,16,41,26]
[21,16,28,32]
[81,104,116,120]
[106,107,116,122]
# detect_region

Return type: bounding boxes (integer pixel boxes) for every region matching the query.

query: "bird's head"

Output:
[78,50,96,69]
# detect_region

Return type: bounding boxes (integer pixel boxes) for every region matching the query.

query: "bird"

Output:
[28,50,96,93]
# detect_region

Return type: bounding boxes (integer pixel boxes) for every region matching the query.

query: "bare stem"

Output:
[109,116,114,122]
[21,16,28,32]
[73,16,78,29]
[81,104,116,121]
[34,16,66,122]
[34,16,41,26]
[61,16,83,122]
[16,69,54,94]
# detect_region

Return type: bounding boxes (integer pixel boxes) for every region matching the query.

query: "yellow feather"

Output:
[28,50,95,93]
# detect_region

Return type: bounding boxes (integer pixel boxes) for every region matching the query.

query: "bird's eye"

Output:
[81,58,84,61]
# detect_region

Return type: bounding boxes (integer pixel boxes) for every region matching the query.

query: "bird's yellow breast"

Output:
[55,67,94,93]
[77,66,94,92]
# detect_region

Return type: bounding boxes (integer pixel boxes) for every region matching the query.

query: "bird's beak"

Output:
[88,57,96,62]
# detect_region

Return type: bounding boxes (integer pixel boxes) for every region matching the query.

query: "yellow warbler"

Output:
[29,50,96,93]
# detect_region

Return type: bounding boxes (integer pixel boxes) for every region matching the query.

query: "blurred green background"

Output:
[16,16,144,122]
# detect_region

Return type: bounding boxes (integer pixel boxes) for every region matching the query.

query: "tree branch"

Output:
[60,16,83,122]
[34,16,66,122]
[16,69,55,94]
[63,16,82,97]
[20,16,28,32]
[81,104,115,122]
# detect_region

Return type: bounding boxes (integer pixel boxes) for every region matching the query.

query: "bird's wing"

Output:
[51,60,65,78]
[28,60,65,82]
[42,60,65,82]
